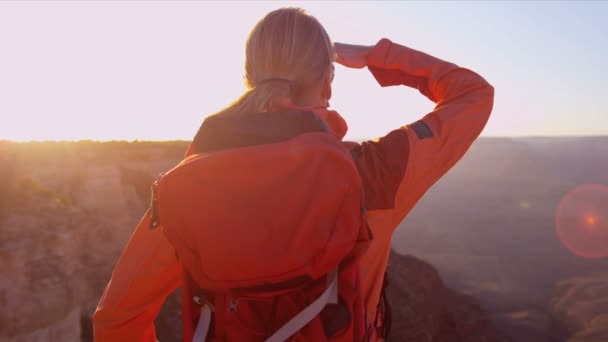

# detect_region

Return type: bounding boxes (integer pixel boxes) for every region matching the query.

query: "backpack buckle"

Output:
[193,295,215,312]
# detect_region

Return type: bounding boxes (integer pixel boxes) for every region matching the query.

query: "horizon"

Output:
[3,134,608,144]
[1,1,607,140]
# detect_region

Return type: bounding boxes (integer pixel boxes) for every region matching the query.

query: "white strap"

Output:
[266,268,339,342]
[192,268,339,342]
[193,304,212,342]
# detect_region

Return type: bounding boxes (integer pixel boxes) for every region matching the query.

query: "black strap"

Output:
[410,120,433,140]
[375,269,392,340]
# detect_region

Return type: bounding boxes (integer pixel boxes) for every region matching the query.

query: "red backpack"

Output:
[151,131,374,341]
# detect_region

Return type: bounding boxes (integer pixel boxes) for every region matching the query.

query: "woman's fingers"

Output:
[334,43,373,69]
[334,52,352,68]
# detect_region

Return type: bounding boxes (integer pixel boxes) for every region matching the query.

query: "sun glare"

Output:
[556,184,608,259]
[585,216,597,226]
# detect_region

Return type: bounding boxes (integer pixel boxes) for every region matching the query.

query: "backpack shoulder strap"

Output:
[375,269,392,339]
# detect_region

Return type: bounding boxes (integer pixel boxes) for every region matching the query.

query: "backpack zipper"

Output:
[149,176,162,229]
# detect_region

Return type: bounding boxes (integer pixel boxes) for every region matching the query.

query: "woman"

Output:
[94,7,493,342]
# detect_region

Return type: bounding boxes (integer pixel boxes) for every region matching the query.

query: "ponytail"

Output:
[213,79,294,118]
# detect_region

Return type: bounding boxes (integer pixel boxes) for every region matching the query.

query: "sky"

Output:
[0,1,607,141]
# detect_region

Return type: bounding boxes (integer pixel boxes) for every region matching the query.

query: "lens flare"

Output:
[556,184,608,259]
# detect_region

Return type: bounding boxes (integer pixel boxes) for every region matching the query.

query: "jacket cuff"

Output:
[367,38,393,68]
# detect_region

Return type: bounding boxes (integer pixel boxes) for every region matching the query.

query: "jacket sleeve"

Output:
[354,38,494,321]
[353,38,494,224]
[93,213,181,342]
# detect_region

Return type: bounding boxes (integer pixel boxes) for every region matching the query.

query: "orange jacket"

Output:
[93,38,494,341]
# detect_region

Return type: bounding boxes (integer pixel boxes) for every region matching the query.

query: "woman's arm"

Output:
[93,213,181,342]
[336,38,494,318]
[338,37,494,228]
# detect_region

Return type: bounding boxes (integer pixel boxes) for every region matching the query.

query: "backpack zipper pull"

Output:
[228,298,239,313]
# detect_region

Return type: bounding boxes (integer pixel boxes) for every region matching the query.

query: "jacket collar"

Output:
[189,109,350,155]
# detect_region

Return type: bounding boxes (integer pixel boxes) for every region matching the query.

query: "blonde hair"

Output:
[214,8,333,117]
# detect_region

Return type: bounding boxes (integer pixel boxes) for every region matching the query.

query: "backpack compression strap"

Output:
[193,304,212,342]
[192,268,339,342]
[266,268,339,342]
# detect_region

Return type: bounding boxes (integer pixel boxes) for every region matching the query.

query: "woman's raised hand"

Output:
[334,43,374,69]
